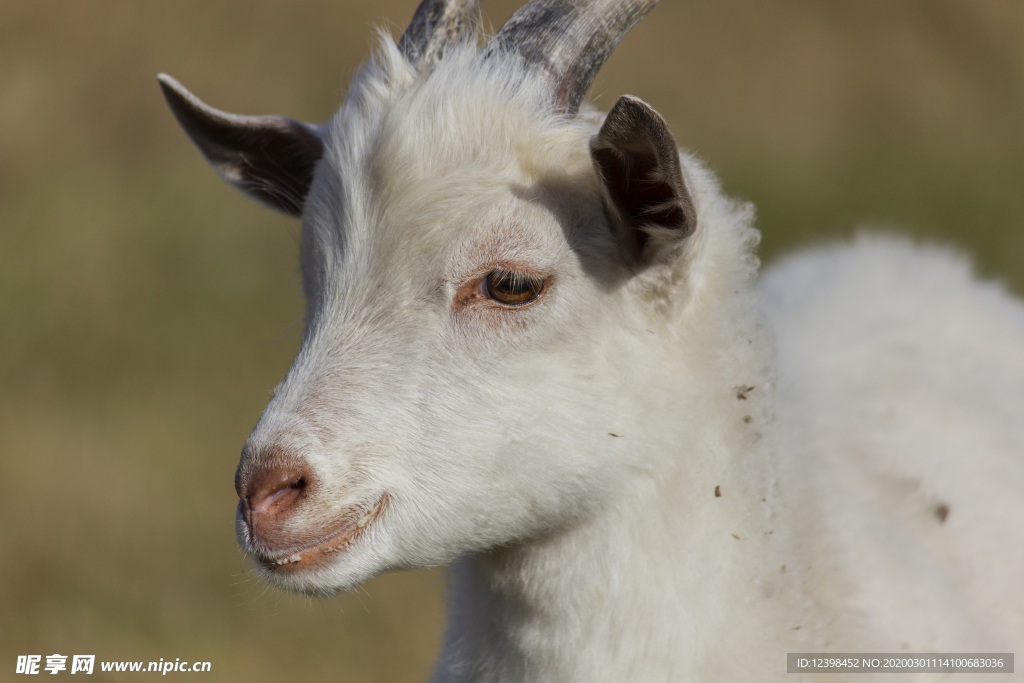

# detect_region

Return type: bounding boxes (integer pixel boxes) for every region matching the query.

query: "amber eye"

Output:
[483,269,545,306]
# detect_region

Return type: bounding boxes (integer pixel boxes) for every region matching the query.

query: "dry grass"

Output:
[1,1,1022,680]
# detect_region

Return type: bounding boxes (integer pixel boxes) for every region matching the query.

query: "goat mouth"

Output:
[254,494,389,573]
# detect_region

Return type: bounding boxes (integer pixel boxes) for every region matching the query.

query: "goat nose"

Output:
[238,465,311,531]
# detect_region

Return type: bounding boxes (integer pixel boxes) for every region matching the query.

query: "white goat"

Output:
[159,0,1024,680]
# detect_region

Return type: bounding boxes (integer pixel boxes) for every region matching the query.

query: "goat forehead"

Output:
[308,90,597,275]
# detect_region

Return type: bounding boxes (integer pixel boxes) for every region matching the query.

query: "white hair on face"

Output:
[162,5,1024,681]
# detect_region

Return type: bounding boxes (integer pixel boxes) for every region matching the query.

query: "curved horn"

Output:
[488,0,659,115]
[400,0,483,69]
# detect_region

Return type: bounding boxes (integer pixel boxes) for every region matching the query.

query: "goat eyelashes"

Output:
[483,269,547,307]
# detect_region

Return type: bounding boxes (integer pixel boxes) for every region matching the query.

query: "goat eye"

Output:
[483,270,545,306]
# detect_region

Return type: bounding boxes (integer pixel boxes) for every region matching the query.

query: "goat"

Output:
[159,0,1024,680]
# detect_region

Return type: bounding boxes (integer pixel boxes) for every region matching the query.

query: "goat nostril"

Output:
[245,467,311,518]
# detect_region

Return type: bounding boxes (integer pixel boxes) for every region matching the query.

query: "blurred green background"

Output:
[2,1,1022,680]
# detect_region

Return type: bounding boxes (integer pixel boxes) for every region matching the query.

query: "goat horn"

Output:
[488,0,659,115]
[400,0,483,69]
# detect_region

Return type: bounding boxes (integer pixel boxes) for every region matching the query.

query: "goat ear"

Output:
[158,74,324,217]
[590,95,696,267]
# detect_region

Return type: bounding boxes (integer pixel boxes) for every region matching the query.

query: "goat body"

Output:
[160,1,1024,680]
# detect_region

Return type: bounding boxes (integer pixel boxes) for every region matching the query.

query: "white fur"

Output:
[242,35,1024,682]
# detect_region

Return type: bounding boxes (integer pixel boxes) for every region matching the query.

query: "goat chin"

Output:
[161,1,1024,680]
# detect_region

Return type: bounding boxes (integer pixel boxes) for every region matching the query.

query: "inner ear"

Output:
[590,95,696,266]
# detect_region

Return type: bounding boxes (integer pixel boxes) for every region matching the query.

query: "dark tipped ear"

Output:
[590,95,696,267]
[158,74,324,217]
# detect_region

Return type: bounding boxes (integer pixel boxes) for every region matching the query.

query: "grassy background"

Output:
[2,1,1022,680]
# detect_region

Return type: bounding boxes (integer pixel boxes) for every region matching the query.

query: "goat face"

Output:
[242,73,681,595]
[160,0,703,594]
